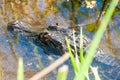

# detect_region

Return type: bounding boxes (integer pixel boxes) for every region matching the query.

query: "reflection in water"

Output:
[0,0,120,80]
[101,15,120,59]
[0,0,60,26]
[0,0,99,27]
[103,25,118,55]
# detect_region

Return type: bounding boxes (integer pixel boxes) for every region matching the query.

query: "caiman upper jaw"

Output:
[7,20,33,35]
[7,20,23,33]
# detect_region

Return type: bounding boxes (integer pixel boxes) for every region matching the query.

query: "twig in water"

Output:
[29,53,70,80]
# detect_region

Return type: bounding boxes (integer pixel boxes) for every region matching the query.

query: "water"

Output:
[0,0,120,80]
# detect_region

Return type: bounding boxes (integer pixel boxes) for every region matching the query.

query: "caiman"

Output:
[7,20,120,80]
[7,20,90,55]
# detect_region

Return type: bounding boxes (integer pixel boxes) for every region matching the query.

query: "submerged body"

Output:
[7,20,91,55]
[8,21,119,66]
[7,20,120,80]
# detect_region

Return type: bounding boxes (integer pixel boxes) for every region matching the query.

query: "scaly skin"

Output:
[8,21,119,66]
[7,20,91,55]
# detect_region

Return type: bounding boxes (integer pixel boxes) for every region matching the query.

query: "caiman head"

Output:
[7,20,44,36]
[7,20,65,55]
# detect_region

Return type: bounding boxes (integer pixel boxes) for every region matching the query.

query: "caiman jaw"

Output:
[7,20,34,35]
[7,20,91,55]
[8,21,21,32]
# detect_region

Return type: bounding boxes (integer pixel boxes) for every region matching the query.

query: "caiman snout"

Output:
[7,21,17,32]
[7,20,25,33]
[7,20,35,35]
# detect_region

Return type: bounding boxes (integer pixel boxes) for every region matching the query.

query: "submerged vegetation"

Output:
[0,0,120,80]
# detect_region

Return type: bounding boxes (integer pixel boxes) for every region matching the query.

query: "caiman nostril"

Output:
[7,20,19,32]
[7,23,14,31]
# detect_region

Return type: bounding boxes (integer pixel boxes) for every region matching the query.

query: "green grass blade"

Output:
[90,66,101,80]
[57,65,68,80]
[65,37,78,73]
[74,0,119,80]
[17,58,24,80]
[79,27,84,62]
[72,30,80,71]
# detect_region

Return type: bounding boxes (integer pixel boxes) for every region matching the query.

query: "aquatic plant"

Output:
[66,0,119,80]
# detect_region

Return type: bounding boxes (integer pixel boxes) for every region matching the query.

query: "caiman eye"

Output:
[39,32,51,42]
[47,26,57,31]
[39,32,49,38]
[44,32,49,35]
